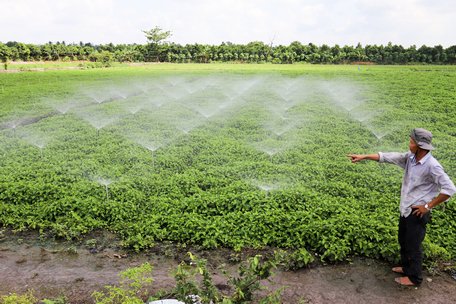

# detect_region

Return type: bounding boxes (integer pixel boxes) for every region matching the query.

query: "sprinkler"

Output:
[257,184,278,198]
[96,178,112,202]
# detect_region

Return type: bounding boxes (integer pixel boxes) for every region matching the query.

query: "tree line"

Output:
[1,40,455,65]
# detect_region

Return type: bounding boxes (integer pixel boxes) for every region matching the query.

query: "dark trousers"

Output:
[398,212,430,285]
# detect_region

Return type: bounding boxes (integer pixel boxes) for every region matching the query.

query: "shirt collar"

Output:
[410,151,432,165]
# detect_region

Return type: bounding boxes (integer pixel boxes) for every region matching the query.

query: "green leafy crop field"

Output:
[1,64,455,263]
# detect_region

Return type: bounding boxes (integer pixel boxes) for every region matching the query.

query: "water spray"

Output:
[95,178,112,202]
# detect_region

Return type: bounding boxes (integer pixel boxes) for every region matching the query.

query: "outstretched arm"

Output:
[348,153,380,163]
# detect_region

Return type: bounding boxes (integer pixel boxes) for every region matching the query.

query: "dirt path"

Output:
[1,233,455,304]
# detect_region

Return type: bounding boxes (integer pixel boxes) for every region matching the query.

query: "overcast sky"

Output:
[1,0,454,47]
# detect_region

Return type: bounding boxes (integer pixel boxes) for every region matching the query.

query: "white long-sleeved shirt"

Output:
[378,151,456,217]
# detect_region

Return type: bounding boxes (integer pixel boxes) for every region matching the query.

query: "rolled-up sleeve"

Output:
[378,152,409,169]
[431,164,456,197]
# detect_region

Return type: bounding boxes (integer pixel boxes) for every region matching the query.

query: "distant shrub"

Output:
[92,263,154,304]
[1,291,37,304]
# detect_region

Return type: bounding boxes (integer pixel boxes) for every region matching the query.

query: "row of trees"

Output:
[1,40,455,65]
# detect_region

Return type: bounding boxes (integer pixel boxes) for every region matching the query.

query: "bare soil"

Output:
[1,231,455,304]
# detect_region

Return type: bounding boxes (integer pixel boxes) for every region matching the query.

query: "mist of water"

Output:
[94,177,113,201]
[74,108,119,134]
[5,73,403,172]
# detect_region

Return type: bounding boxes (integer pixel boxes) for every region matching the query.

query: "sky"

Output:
[1,0,454,47]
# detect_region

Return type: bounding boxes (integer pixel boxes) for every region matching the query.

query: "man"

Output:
[349,128,456,286]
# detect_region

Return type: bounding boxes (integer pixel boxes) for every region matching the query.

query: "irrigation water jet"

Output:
[134,139,163,170]
[255,182,280,197]
[95,178,113,202]
[75,111,118,137]
[17,129,50,158]
[31,143,46,158]
[254,144,284,162]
